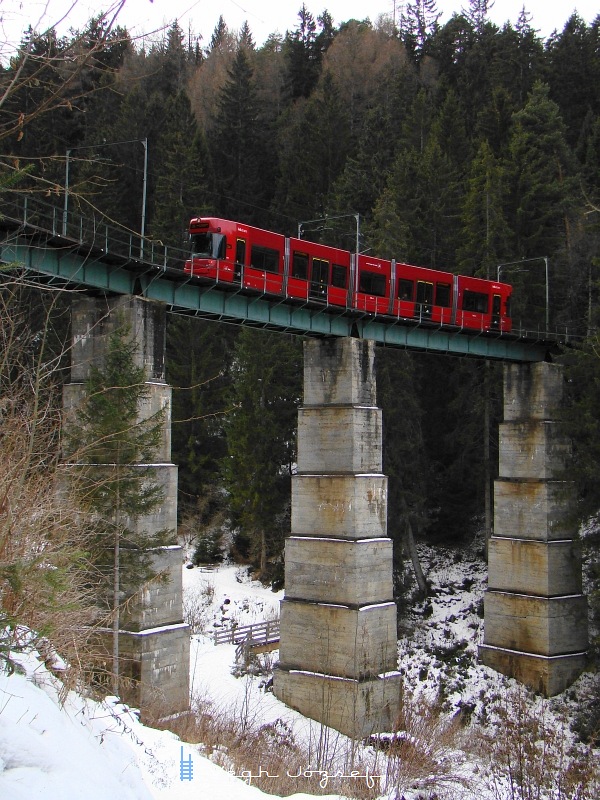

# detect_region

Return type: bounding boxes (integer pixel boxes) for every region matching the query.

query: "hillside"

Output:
[2,538,598,800]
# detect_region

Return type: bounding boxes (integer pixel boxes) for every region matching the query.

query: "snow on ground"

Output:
[1,540,598,800]
[0,565,347,800]
[0,644,344,800]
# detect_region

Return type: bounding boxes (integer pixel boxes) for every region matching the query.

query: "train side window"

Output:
[359,270,387,297]
[251,244,280,273]
[492,294,501,315]
[292,252,309,280]
[398,279,414,300]
[436,282,451,307]
[331,264,347,288]
[235,238,246,264]
[214,234,226,259]
[462,290,489,313]
[416,281,433,304]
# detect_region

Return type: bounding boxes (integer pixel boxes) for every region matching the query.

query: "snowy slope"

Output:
[1,542,598,800]
[0,644,345,800]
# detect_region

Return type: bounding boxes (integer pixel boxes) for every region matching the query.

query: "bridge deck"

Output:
[0,195,562,362]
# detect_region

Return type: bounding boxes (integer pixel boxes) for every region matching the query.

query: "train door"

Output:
[310,258,329,300]
[416,281,433,319]
[235,238,246,282]
[491,294,501,329]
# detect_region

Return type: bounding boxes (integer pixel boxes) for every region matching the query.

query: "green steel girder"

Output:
[1,236,557,363]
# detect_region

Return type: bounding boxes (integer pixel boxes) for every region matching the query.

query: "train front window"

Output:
[191,232,225,259]
[191,233,212,257]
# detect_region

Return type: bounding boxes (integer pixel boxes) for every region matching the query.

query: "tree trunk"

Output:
[484,361,492,559]
[400,493,427,595]
[112,479,120,696]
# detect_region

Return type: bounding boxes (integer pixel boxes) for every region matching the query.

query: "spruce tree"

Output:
[378,349,429,597]
[275,71,351,227]
[209,47,267,222]
[167,318,235,521]
[505,81,578,327]
[401,0,442,62]
[65,324,170,692]
[150,90,211,247]
[283,5,321,100]
[458,139,511,277]
[546,14,600,149]
[222,329,301,582]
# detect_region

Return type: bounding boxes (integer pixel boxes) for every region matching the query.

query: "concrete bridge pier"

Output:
[63,295,189,718]
[274,337,402,739]
[480,362,588,695]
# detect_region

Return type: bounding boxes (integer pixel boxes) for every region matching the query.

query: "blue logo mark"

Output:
[180,746,194,781]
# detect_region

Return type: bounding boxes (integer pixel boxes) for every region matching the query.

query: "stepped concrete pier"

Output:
[480,362,588,694]
[274,337,402,738]
[63,295,189,718]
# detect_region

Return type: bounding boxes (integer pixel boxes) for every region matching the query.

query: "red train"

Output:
[184,217,512,333]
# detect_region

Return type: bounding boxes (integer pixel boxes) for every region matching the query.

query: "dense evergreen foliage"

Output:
[1,5,600,627]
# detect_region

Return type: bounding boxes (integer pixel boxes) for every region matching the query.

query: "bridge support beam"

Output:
[63,295,189,718]
[480,362,588,695]
[274,338,401,738]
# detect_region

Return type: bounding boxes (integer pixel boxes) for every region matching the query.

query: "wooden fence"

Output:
[213,619,280,662]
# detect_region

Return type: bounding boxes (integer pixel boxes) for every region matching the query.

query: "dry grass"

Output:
[0,278,100,690]
[147,683,382,799]
[146,679,481,800]
[368,685,474,799]
[471,685,600,800]
[182,578,216,634]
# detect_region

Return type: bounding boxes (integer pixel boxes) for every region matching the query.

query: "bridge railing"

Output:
[1,193,190,272]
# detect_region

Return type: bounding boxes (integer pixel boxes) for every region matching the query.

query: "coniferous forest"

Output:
[1,2,600,688]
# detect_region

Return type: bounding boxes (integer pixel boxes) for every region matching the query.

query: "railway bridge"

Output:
[0,196,588,734]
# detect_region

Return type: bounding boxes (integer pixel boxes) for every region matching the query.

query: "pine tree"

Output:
[563,334,600,689]
[283,5,321,100]
[275,70,351,226]
[546,14,600,149]
[209,15,230,53]
[378,349,429,597]
[464,0,493,34]
[418,356,489,542]
[166,318,235,519]
[209,47,267,222]
[222,329,302,581]
[65,324,170,692]
[401,0,442,62]
[238,21,255,50]
[458,139,511,277]
[150,91,211,247]
[505,81,578,327]
[475,86,516,157]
